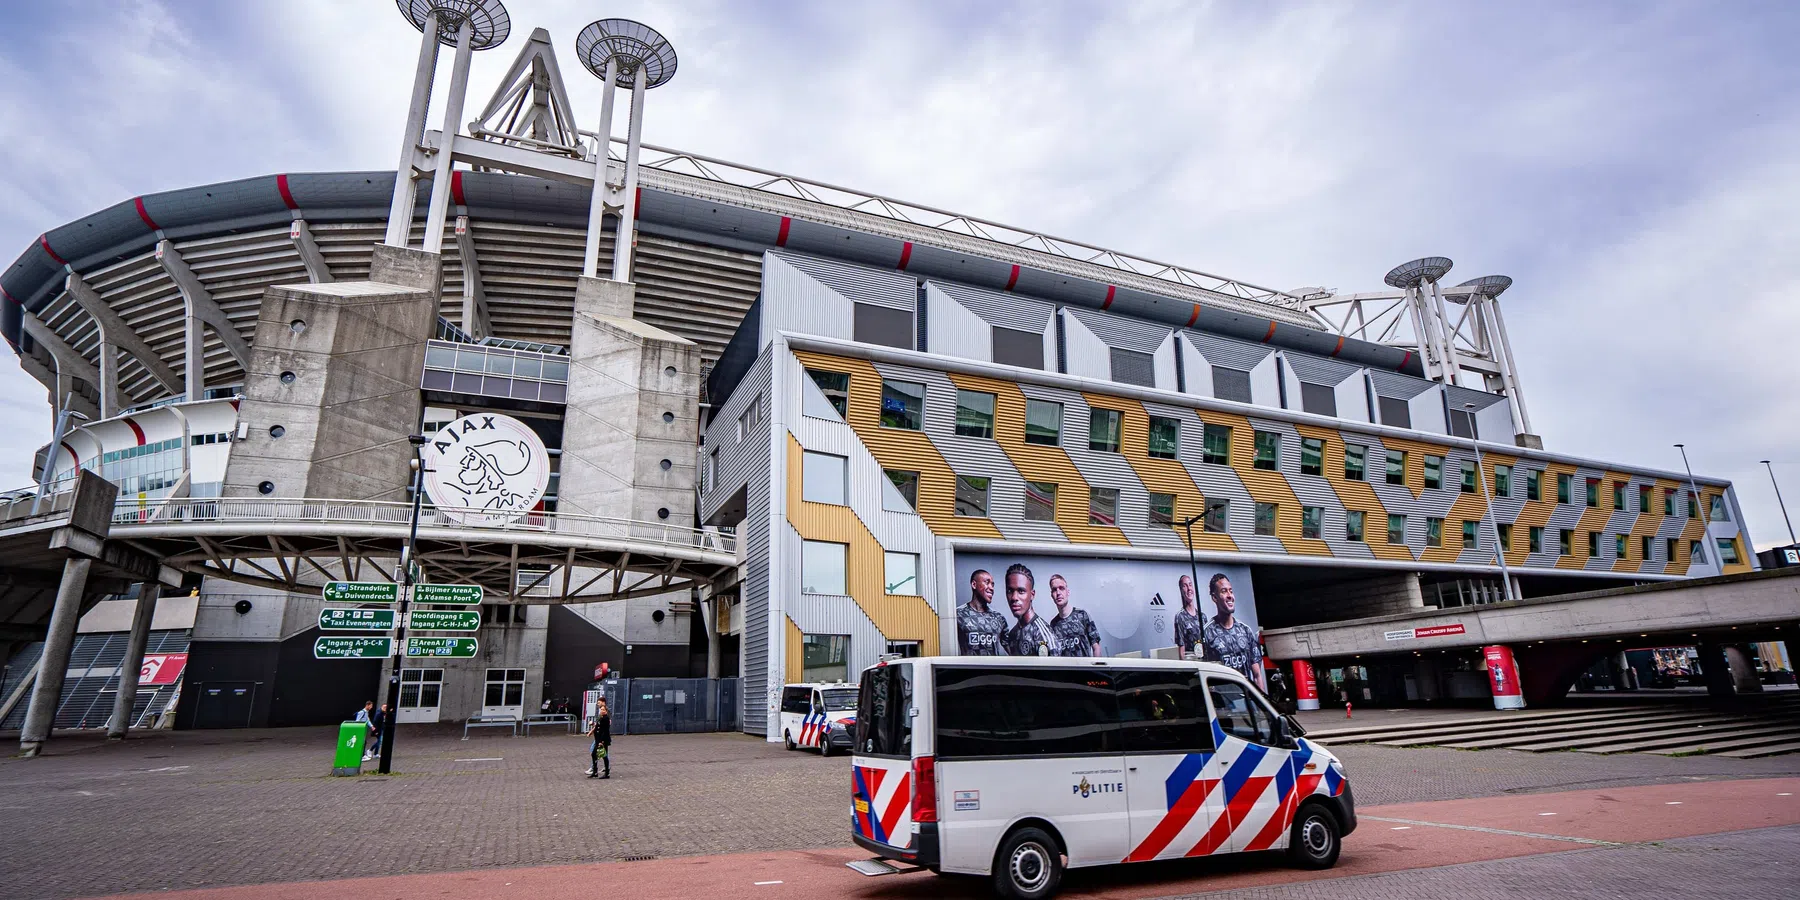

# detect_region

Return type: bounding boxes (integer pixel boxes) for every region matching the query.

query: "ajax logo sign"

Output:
[421,413,550,526]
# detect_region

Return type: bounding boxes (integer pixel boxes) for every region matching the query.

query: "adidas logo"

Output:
[1149,593,1165,607]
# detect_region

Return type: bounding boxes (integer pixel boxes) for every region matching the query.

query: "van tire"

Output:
[819,738,833,757]
[993,826,1062,900]
[1286,802,1341,869]
[784,731,795,751]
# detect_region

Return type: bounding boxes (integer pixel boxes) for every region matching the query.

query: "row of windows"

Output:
[799,538,921,597]
[99,438,183,465]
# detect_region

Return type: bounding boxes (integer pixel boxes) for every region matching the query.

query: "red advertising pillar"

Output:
[1484,645,1525,710]
[1292,660,1319,711]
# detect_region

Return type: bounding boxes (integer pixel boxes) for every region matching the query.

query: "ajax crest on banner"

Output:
[421,413,550,526]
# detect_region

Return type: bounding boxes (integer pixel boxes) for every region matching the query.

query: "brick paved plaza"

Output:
[4,725,1799,899]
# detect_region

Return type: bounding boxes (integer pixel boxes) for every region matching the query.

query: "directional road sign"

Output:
[314,636,395,659]
[322,582,399,603]
[408,609,481,632]
[413,584,484,604]
[319,608,397,631]
[405,636,479,658]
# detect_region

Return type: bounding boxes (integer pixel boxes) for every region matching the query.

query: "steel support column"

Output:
[421,21,476,256]
[19,557,91,757]
[385,9,442,248]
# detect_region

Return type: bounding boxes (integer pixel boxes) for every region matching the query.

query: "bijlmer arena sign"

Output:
[421,413,550,526]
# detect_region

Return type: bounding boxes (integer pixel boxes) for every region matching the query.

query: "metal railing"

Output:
[108,496,736,554]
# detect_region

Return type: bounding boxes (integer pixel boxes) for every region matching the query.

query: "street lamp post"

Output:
[1465,403,1517,603]
[1761,460,1797,545]
[377,433,430,775]
[1674,444,1709,568]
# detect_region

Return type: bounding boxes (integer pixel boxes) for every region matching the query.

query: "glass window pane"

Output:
[801,634,852,683]
[505,684,523,706]
[1301,505,1322,539]
[807,370,851,419]
[425,345,456,370]
[881,380,926,430]
[484,352,514,375]
[1024,481,1057,521]
[1495,465,1512,497]
[1717,538,1739,564]
[1024,399,1063,446]
[883,469,918,512]
[1300,438,1323,476]
[1253,431,1280,470]
[1424,455,1442,489]
[1116,669,1212,753]
[802,451,847,505]
[1387,514,1406,544]
[1346,510,1364,542]
[1427,517,1443,547]
[1089,488,1118,526]
[513,356,542,380]
[884,551,920,595]
[954,390,995,438]
[1711,495,1727,522]
[1344,444,1365,480]
[1088,409,1121,452]
[1465,521,1480,548]
[1207,679,1272,745]
[1386,450,1406,485]
[955,475,990,517]
[1149,416,1181,459]
[802,540,848,594]
[542,360,569,382]
[934,667,1120,758]
[1203,424,1231,465]
[1255,502,1278,536]
[1204,497,1230,533]
[1149,492,1176,526]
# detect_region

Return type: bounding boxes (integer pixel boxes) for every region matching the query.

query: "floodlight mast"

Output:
[575,19,679,282]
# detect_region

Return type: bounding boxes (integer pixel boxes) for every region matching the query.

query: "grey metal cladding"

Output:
[1213,368,1253,404]
[698,349,774,732]
[1184,330,1272,372]
[1299,382,1337,418]
[1368,369,1436,399]
[1065,306,1171,354]
[1253,418,1371,559]
[1284,353,1359,386]
[1445,384,1505,411]
[772,250,916,311]
[1110,348,1156,388]
[932,280,1053,332]
[992,327,1045,370]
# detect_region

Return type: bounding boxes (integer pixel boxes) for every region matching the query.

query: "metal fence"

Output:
[603,677,739,735]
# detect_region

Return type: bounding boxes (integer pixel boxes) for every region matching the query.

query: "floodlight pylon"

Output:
[575,19,678,282]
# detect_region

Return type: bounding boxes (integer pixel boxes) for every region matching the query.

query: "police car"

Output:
[845,656,1354,899]
[778,682,859,756]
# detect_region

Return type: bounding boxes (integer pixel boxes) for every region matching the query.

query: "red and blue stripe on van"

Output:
[1123,733,1338,861]
[852,764,913,848]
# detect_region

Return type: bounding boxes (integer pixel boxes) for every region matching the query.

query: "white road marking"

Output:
[1390,826,1411,830]
[1666,801,1683,805]
[1780,793,1793,797]
[754,881,784,886]
[1362,815,1620,847]
[1538,812,1557,816]
[142,765,190,773]
[456,758,503,762]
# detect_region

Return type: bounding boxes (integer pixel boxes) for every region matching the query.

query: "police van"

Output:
[846,656,1353,899]
[778,682,859,756]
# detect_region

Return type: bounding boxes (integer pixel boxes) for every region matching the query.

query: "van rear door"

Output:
[851,663,915,851]
[1116,667,1228,862]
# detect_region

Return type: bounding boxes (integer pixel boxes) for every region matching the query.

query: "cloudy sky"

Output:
[1,0,1797,549]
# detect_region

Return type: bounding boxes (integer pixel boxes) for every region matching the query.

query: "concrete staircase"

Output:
[1306,694,1800,758]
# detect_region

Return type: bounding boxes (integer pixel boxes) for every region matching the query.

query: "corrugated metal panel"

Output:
[1284,353,1359,386]
[699,348,773,732]
[772,250,916,311]
[1065,306,1170,353]
[1368,369,1436,399]
[1444,384,1505,412]
[932,281,1053,332]
[1185,330,1271,372]
[1110,348,1155,388]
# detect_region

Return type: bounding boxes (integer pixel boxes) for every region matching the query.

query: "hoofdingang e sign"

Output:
[421,413,550,526]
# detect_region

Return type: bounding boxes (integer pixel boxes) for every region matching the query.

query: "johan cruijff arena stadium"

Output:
[0,2,1773,749]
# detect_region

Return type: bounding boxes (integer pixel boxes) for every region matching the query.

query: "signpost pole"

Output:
[378,434,429,775]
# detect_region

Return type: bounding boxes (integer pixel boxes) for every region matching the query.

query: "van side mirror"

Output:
[1285,714,1307,739]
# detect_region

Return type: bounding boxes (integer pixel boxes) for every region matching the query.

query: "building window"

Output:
[802,540,848,594]
[1526,470,1540,501]
[1301,506,1322,539]
[883,469,918,512]
[1202,423,1231,465]
[1378,395,1412,428]
[805,369,850,418]
[1529,526,1543,554]
[1253,431,1280,470]
[1024,399,1063,446]
[1148,492,1176,527]
[1344,444,1366,481]
[483,668,527,710]
[954,389,995,438]
[1498,522,1513,552]
[1641,535,1653,560]
[1213,367,1252,403]
[1255,502,1278,536]
[1560,528,1573,556]
[1587,532,1600,558]
[1110,347,1155,387]
[1024,481,1057,521]
[1460,460,1477,493]
[1690,540,1706,563]
[1687,491,1699,519]
[1299,382,1337,417]
[991,327,1044,369]
[1463,520,1479,549]
[884,551,920,595]
[1710,495,1728,522]
[801,633,851,683]
[1088,408,1121,453]
[1424,455,1443,490]
[1386,514,1406,545]
[1204,498,1230,533]
[1386,450,1407,485]
[1664,489,1675,516]
[1090,488,1119,526]
[1300,438,1324,476]
[1638,484,1652,513]
[1717,538,1741,565]
[801,451,847,505]
[880,379,925,430]
[1613,483,1625,510]
[1557,473,1572,504]
[1613,534,1627,558]
[1586,478,1600,508]
[1666,537,1678,562]
[1149,416,1181,459]
[1494,464,1512,498]
[954,475,990,517]
[1346,510,1365,542]
[737,398,760,441]
[1426,517,1444,547]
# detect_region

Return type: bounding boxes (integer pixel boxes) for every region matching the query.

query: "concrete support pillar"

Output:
[1609,651,1639,691]
[20,557,92,757]
[1723,644,1763,694]
[96,342,120,419]
[1695,642,1736,700]
[107,583,159,739]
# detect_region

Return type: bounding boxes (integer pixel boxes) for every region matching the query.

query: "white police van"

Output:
[778,682,859,756]
[846,656,1353,899]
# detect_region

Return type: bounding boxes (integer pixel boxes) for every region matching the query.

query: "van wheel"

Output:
[784,731,795,751]
[819,738,833,757]
[1287,803,1341,869]
[993,826,1062,900]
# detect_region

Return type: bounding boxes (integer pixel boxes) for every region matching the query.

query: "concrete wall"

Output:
[1259,571,1425,628]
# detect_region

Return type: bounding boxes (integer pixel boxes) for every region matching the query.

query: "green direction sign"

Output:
[322,581,400,603]
[408,609,481,632]
[412,584,483,605]
[405,636,479,658]
[319,608,397,631]
[314,636,395,659]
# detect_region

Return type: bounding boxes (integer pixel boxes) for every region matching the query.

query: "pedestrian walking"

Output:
[369,703,388,759]
[586,698,612,779]
[354,700,375,761]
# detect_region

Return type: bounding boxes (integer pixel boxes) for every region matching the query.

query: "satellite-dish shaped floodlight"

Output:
[576,19,678,88]
[397,0,512,50]
[1384,257,1453,290]
[1457,275,1513,299]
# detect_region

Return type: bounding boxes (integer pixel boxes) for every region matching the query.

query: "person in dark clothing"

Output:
[369,703,388,759]
[587,698,612,779]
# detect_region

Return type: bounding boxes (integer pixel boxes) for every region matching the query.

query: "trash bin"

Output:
[332,721,367,776]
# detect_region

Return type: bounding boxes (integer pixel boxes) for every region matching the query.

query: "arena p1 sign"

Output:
[952,553,1263,690]
[420,413,550,526]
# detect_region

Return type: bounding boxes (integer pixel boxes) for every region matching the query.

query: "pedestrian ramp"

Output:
[1306,695,1800,757]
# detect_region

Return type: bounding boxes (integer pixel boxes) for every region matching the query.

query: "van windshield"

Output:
[822,688,858,711]
[854,663,912,756]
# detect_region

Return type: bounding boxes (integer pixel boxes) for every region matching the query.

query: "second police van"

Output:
[779,682,859,756]
[847,656,1354,899]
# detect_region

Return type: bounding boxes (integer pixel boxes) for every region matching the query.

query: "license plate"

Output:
[854,799,870,813]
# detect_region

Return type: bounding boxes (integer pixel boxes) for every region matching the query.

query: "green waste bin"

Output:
[332,721,368,776]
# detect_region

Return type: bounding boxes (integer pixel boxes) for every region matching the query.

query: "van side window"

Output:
[1115,669,1213,753]
[936,667,1119,758]
[781,686,810,714]
[1206,679,1273,746]
[855,663,913,757]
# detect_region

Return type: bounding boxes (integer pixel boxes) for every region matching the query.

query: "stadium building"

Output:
[0,4,1766,748]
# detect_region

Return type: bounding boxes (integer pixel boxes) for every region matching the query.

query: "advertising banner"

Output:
[139,653,188,686]
[1483,644,1525,709]
[952,553,1262,689]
